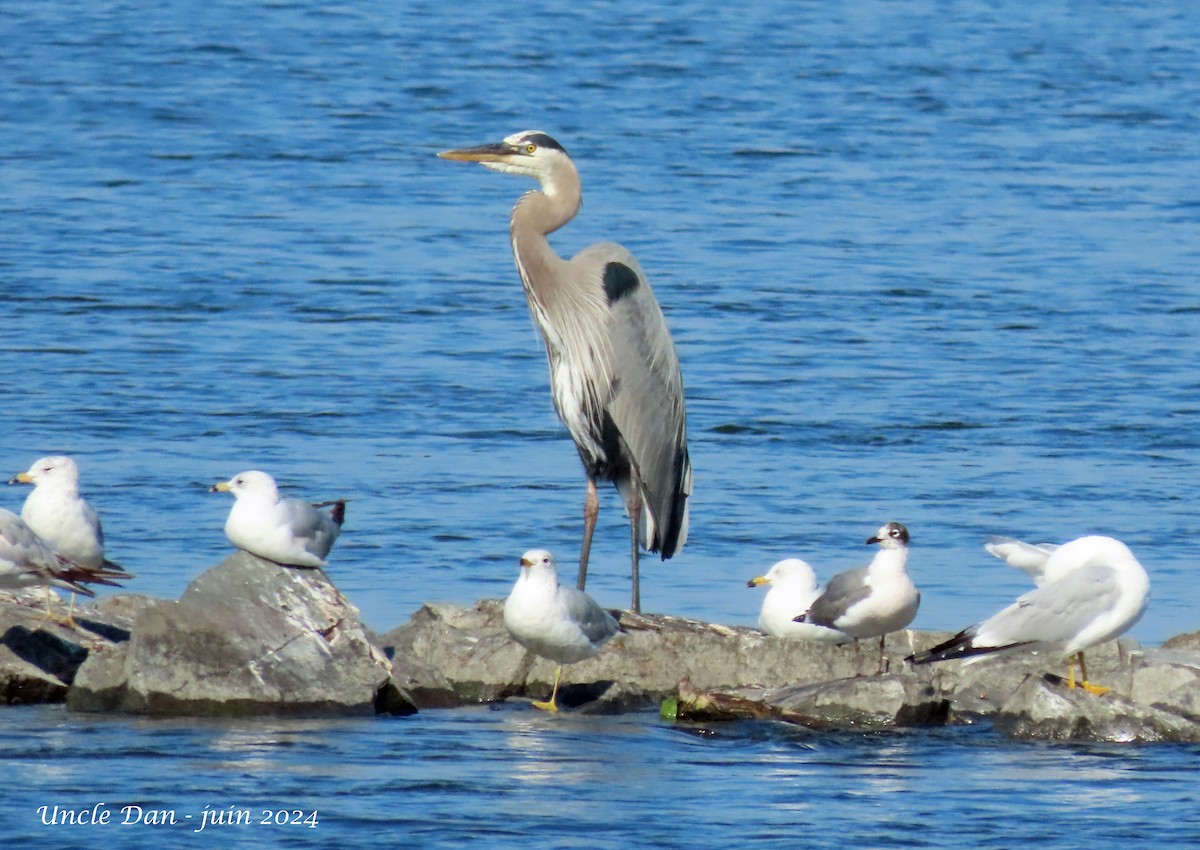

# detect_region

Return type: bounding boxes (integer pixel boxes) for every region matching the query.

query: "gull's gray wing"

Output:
[561,586,621,646]
[985,537,1058,586]
[283,497,342,561]
[975,563,1121,647]
[803,566,871,629]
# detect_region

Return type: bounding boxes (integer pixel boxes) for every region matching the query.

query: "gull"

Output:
[9,456,123,570]
[503,549,621,712]
[210,470,347,568]
[907,535,1150,695]
[793,522,919,673]
[746,559,851,642]
[984,536,1059,586]
[9,455,128,624]
[0,509,125,624]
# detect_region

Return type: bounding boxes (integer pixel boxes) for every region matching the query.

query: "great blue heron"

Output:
[793,522,919,673]
[438,130,692,613]
[907,535,1150,696]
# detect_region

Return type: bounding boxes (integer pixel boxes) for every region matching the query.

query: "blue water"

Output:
[2,0,1199,846]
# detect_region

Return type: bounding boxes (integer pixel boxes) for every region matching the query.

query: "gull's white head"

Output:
[518,548,559,578]
[11,455,81,490]
[211,470,280,500]
[868,521,910,550]
[747,558,818,590]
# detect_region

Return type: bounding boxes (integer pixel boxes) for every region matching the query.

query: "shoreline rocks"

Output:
[2,575,1199,741]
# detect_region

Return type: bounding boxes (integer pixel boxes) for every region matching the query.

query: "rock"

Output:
[0,590,140,705]
[68,552,416,717]
[994,674,1200,743]
[380,599,932,713]
[676,674,949,730]
[907,633,1143,722]
[1128,646,1200,721]
[1161,630,1200,652]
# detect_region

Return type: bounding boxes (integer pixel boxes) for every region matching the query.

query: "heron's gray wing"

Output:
[974,564,1121,647]
[804,566,871,629]
[283,498,341,560]
[591,247,691,557]
[561,586,620,646]
[985,537,1057,586]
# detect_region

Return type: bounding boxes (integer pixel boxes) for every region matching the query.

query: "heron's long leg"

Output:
[532,666,563,712]
[627,467,643,614]
[577,479,600,591]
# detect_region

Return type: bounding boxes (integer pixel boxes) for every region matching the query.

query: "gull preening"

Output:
[793,522,920,672]
[439,131,692,614]
[907,535,1150,695]
[747,559,851,642]
[210,470,347,568]
[503,548,621,712]
[984,536,1059,585]
[0,509,126,623]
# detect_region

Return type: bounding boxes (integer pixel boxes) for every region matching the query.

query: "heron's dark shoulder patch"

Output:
[603,262,641,306]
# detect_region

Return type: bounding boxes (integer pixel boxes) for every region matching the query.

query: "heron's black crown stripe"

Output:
[603,262,640,305]
[521,132,566,153]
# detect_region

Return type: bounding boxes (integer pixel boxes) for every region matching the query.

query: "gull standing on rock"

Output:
[907,535,1150,695]
[793,522,919,673]
[439,131,692,614]
[747,559,851,642]
[210,470,346,568]
[10,456,124,572]
[503,549,621,712]
[10,455,127,623]
[0,509,125,624]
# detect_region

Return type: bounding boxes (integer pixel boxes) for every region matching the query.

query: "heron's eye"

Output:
[525,143,537,154]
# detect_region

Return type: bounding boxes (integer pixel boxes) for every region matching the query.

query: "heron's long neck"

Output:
[509,171,582,310]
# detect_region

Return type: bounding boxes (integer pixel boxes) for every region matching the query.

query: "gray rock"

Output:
[994,674,1200,743]
[912,636,1142,722]
[0,590,139,704]
[381,599,933,713]
[675,674,948,730]
[68,552,415,717]
[1161,630,1200,652]
[1129,646,1200,721]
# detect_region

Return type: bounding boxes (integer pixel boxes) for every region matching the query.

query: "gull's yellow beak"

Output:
[519,556,534,568]
[10,472,33,485]
[210,481,231,493]
[747,576,769,588]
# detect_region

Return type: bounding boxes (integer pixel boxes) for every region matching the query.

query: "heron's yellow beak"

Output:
[747,576,769,588]
[210,481,231,493]
[10,472,33,484]
[438,141,515,163]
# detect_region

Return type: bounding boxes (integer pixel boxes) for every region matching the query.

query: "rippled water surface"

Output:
[2,0,1199,846]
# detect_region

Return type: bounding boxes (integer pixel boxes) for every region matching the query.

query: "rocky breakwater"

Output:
[4,581,1200,741]
[0,552,416,717]
[384,600,1200,743]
